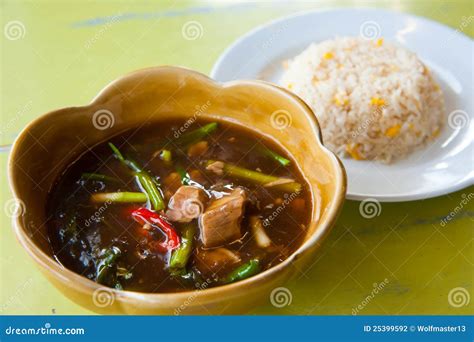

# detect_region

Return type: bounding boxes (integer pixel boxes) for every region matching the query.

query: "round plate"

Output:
[211,8,473,202]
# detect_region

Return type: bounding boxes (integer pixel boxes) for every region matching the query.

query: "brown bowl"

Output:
[8,66,346,314]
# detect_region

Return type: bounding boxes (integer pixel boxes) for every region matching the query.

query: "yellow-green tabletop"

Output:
[1,0,472,315]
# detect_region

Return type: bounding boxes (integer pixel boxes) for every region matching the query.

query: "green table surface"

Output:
[1,0,472,315]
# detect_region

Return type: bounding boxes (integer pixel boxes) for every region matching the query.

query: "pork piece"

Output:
[199,188,247,247]
[194,248,241,276]
[165,186,208,222]
[187,141,209,157]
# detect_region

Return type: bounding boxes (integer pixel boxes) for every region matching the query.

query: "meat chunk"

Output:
[165,186,208,223]
[194,248,241,276]
[199,188,247,247]
[187,141,209,157]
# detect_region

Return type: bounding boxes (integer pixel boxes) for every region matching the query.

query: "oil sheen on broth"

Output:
[47,119,310,293]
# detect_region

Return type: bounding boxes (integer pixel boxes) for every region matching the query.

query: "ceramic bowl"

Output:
[8,66,346,314]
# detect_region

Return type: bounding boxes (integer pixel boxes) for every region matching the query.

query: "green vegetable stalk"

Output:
[81,173,119,183]
[96,246,121,285]
[258,146,290,167]
[175,165,191,185]
[91,192,148,203]
[159,149,172,166]
[175,122,218,147]
[169,224,195,273]
[224,259,260,284]
[109,142,165,211]
[205,160,301,193]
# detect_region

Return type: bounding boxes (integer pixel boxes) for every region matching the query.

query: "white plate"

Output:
[211,8,473,202]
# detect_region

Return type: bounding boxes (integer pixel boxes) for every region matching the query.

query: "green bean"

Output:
[81,172,119,183]
[169,224,195,273]
[175,122,218,147]
[91,192,148,203]
[205,160,301,193]
[176,165,191,185]
[224,259,260,284]
[109,143,165,210]
[135,173,165,211]
[258,146,290,167]
[108,142,141,172]
[117,267,133,280]
[160,149,172,166]
[96,246,121,285]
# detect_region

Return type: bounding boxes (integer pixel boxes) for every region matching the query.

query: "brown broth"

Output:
[46,119,310,293]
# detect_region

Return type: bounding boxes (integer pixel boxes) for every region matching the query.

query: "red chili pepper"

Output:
[131,207,180,251]
[148,240,168,253]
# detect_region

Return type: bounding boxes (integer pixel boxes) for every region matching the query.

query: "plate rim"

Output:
[210,7,474,79]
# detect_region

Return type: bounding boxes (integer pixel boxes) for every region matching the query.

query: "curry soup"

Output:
[47,119,310,293]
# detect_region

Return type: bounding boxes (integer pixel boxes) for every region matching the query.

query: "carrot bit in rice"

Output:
[370,97,386,107]
[323,52,334,59]
[385,124,401,138]
[432,127,441,138]
[346,143,364,160]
